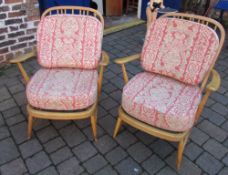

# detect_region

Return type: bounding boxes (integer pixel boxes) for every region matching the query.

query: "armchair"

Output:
[10,6,109,140]
[113,13,225,169]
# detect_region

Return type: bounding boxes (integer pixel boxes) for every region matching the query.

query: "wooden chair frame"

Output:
[10,6,109,141]
[113,13,225,169]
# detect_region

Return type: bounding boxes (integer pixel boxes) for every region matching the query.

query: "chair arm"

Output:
[206,69,221,92]
[98,51,110,96]
[114,53,140,84]
[100,51,110,66]
[9,49,36,83]
[10,49,36,63]
[114,53,140,65]
[194,69,221,123]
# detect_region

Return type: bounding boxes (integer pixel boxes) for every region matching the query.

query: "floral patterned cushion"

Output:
[37,15,103,69]
[122,72,202,132]
[141,18,219,85]
[26,68,98,110]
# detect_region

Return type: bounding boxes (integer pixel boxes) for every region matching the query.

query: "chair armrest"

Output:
[98,51,109,96]
[195,69,221,123]
[206,69,221,91]
[100,51,109,66]
[10,49,36,64]
[114,53,140,84]
[9,49,36,83]
[114,53,140,64]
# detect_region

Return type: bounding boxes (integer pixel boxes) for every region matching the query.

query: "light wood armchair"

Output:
[10,6,109,141]
[113,13,225,169]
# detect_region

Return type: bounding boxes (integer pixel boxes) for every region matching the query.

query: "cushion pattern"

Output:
[122,72,202,132]
[26,69,98,110]
[37,15,103,69]
[141,18,219,85]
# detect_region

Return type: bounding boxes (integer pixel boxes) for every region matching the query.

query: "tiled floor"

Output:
[0,24,227,175]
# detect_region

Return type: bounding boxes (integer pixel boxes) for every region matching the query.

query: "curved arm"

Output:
[206,69,221,91]
[195,69,221,123]
[9,49,37,83]
[114,53,140,84]
[10,49,36,63]
[114,53,140,65]
[100,51,110,66]
[98,51,110,96]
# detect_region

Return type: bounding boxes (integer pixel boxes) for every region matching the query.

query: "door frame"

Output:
[137,0,143,18]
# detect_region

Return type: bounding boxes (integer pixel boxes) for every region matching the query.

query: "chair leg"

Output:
[28,115,33,139]
[90,115,97,141]
[113,117,123,138]
[176,134,189,169]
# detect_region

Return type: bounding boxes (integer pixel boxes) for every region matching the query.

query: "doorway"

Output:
[104,0,140,28]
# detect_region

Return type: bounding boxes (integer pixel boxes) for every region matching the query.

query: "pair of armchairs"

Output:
[11,6,225,169]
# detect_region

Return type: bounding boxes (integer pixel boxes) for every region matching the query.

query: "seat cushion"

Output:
[122,72,202,132]
[26,68,98,110]
[141,18,219,85]
[37,14,103,69]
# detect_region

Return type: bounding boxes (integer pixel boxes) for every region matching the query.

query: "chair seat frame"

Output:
[10,6,109,141]
[113,13,225,169]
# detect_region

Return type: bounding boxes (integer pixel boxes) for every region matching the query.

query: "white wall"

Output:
[138,0,142,18]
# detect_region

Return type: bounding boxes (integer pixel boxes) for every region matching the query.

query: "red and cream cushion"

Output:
[26,69,98,111]
[37,15,103,69]
[122,72,202,132]
[141,18,219,85]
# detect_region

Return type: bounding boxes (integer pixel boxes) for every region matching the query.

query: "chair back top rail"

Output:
[41,6,104,27]
[160,12,225,90]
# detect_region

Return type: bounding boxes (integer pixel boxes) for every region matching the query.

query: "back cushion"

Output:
[141,18,219,85]
[37,14,103,69]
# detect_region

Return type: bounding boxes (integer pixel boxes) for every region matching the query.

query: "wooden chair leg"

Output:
[28,115,33,139]
[113,117,123,138]
[91,115,97,141]
[176,134,189,169]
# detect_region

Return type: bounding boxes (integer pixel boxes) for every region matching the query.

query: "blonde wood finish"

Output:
[114,53,140,84]
[114,53,140,64]
[113,13,225,169]
[195,69,221,123]
[27,104,97,120]
[91,115,97,141]
[207,69,221,91]
[11,6,109,140]
[17,63,30,83]
[10,49,36,63]
[28,115,33,139]
[115,107,189,141]
[176,133,189,169]
[10,49,37,84]
[98,51,110,96]
[113,117,123,138]
[42,6,104,27]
